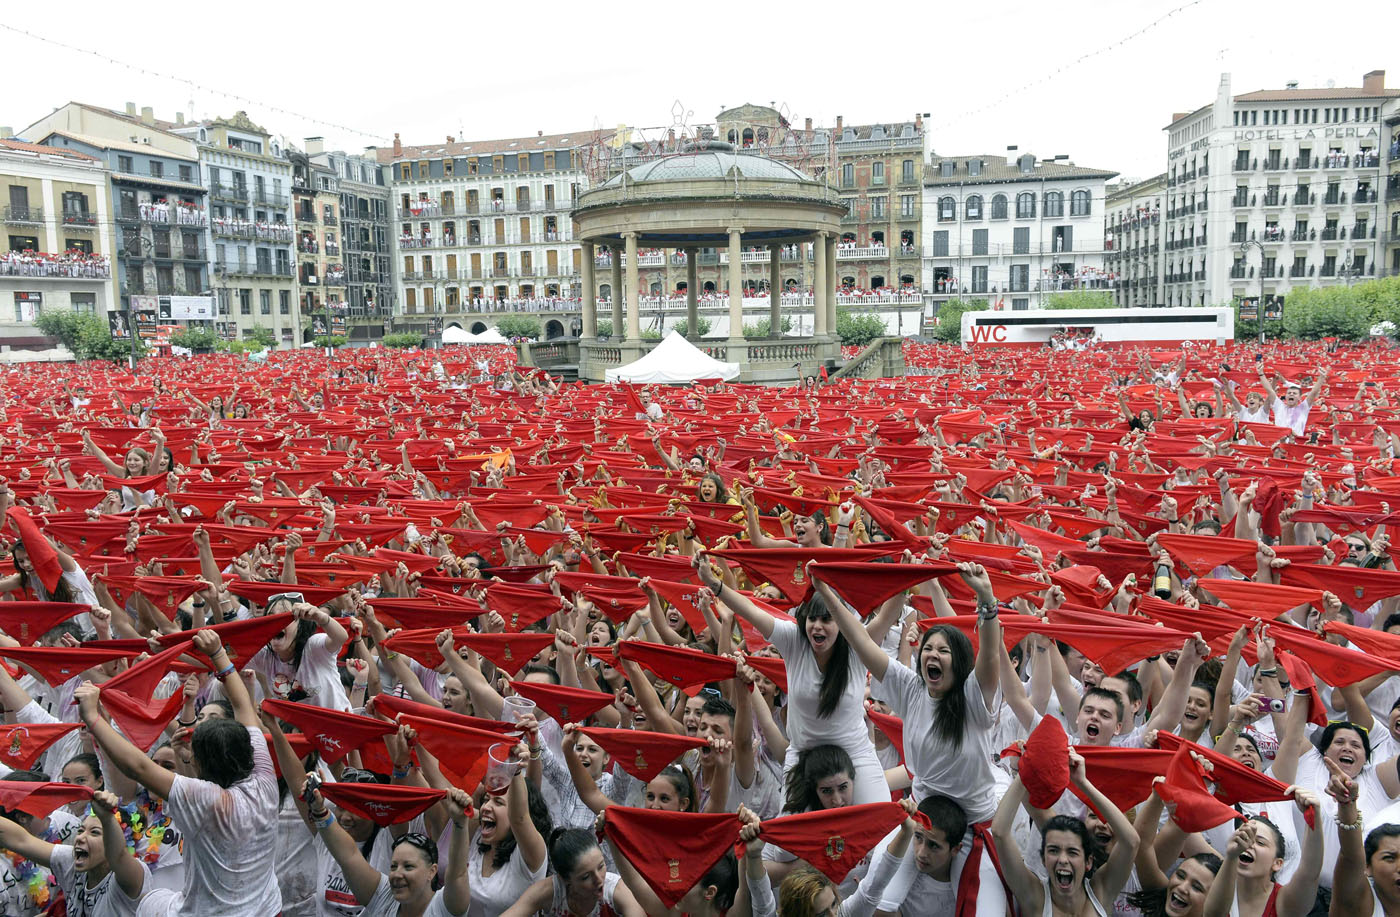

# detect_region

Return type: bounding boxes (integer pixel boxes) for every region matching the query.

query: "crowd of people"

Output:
[0,249,111,278]
[136,201,206,227]
[0,338,1396,917]
[210,216,294,243]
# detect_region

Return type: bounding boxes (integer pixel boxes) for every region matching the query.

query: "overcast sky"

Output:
[6,0,1398,182]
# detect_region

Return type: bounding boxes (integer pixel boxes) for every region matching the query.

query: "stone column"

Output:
[685,249,699,339]
[813,234,828,338]
[624,231,641,341]
[768,244,782,336]
[825,233,839,334]
[580,241,596,339]
[727,228,744,340]
[609,248,623,337]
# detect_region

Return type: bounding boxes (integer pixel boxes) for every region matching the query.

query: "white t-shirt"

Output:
[0,812,83,917]
[164,724,281,916]
[1270,397,1312,436]
[901,873,956,917]
[768,618,871,752]
[274,797,319,917]
[544,872,620,917]
[881,658,1000,822]
[248,632,351,711]
[49,843,150,917]
[318,822,398,917]
[467,833,546,917]
[1297,744,1394,889]
[358,876,456,917]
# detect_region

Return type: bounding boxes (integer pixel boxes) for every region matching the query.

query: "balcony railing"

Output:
[1355,190,1375,205]
[255,191,290,208]
[59,211,97,227]
[214,260,294,278]
[212,183,249,202]
[0,253,111,279]
[1321,228,1339,241]
[836,245,890,260]
[3,206,43,224]
[296,211,317,224]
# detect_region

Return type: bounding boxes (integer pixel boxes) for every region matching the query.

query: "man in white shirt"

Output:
[1260,370,1327,437]
[75,630,281,916]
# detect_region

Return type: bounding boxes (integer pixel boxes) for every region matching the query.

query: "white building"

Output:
[378,130,590,331]
[922,150,1117,312]
[1104,174,1166,307]
[0,138,115,350]
[1163,70,1398,310]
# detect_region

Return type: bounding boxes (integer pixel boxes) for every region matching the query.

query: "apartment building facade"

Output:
[1104,174,1167,307]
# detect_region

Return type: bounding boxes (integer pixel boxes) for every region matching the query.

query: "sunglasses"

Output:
[699,686,722,699]
[395,832,439,864]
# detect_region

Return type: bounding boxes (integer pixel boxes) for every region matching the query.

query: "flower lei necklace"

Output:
[5,822,62,910]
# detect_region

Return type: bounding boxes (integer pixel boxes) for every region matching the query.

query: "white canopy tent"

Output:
[442,325,510,345]
[604,330,740,384]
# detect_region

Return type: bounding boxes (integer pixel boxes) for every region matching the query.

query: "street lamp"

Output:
[1239,240,1265,344]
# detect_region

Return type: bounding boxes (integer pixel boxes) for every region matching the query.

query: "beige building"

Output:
[289,145,344,338]
[0,138,115,349]
[1104,174,1167,307]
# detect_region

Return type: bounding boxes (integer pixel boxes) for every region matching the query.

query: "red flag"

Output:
[602,807,741,908]
[1154,744,1242,832]
[508,681,614,725]
[154,613,295,671]
[579,727,708,782]
[0,645,140,686]
[317,782,447,827]
[758,803,907,883]
[261,698,395,764]
[0,780,93,819]
[6,508,62,593]
[0,723,83,770]
[0,602,90,645]
[618,641,737,696]
[98,688,184,752]
[397,714,503,791]
[809,560,957,616]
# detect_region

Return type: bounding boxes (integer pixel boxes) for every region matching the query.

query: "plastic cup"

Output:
[484,742,519,796]
[501,695,537,725]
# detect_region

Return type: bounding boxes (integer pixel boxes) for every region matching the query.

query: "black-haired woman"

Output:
[502,828,645,917]
[305,779,473,917]
[467,741,552,917]
[694,559,887,805]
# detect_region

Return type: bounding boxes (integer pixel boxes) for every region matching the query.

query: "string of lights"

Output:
[0,23,388,144]
[928,0,1207,130]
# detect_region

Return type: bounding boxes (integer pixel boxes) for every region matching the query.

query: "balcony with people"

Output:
[0,249,110,279]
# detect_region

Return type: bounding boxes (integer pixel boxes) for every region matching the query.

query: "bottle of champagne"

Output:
[1153,562,1172,600]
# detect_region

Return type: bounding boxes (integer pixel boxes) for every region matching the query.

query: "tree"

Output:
[1044,290,1115,310]
[34,311,143,363]
[640,328,663,341]
[247,326,277,349]
[594,319,613,338]
[494,315,541,340]
[168,327,220,351]
[742,315,792,338]
[672,316,712,337]
[931,298,989,344]
[313,335,349,349]
[382,333,420,349]
[834,309,888,348]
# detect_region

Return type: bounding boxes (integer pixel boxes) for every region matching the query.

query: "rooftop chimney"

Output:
[1364,69,1386,93]
[1006,145,1019,167]
[915,113,923,132]
[804,117,812,132]
[446,136,454,144]
[1285,81,1299,90]
[835,115,843,133]
[537,130,543,137]
[393,133,402,157]
[0,127,11,140]
[125,102,136,117]
[1172,112,1189,122]
[305,136,324,155]
[175,112,185,125]
[140,106,155,126]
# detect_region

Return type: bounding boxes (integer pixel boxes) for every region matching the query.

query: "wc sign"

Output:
[967,324,1008,343]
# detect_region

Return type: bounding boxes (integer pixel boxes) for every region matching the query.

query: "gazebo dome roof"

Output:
[602,143,813,188]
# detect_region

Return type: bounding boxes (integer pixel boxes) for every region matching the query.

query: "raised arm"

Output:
[94,789,146,899]
[1143,636,1208,734]
[694,555,775,640]
[305,778,386,905]
[441,788,475,916]
[1276,789,1323,917]
[960,562,1003,708]
[1074,751,1139,903]
[74,681,176,801]
[813,577,890,681]
[1324,760,1370,917]
[990,777,1044,915]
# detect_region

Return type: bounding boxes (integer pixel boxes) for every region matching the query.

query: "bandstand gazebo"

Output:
[572,142,846,383]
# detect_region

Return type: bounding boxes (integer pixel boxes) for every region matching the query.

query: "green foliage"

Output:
[640,328,663,341]
[168,327,220,351]
[34,310,142,363]
[494,315,542,340]
[931,298,989,344]
[594,319,613,338]
[382,333,420,349]
[247,326,277,348]
[1043,290,1115,310]
[672,316,713,337]
[834,309,888,348]
[216,338,254,354]
[314,335,349,349]
[1278,276,1400,340]
[743,315,792,338]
